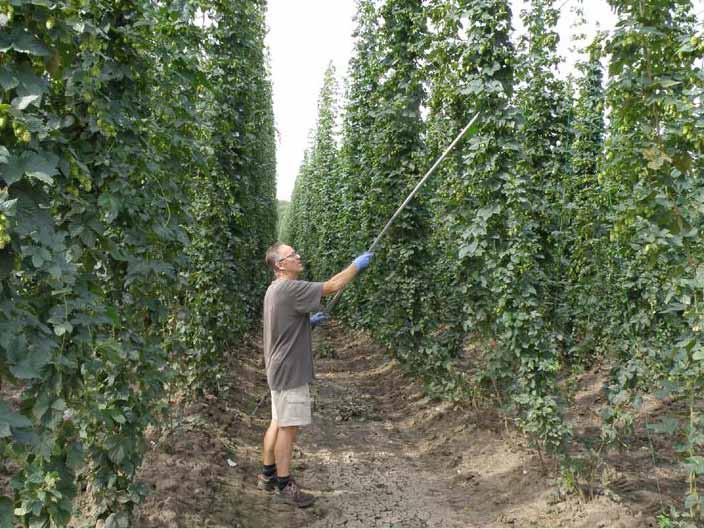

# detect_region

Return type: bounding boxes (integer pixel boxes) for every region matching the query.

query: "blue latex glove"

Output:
[310,311,329,328]
[353,251,374,271]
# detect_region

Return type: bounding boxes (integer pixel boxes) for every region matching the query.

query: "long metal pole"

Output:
[324,111,481,314]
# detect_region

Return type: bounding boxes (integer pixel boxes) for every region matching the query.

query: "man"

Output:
[258,242,374,508]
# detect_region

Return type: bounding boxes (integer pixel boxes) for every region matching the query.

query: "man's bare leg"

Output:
[263,420,279,466]
[272,425,314,506]
[257,420,280,490]
[274,425,298,478]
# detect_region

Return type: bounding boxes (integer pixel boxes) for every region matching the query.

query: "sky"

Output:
[266,0,356,202]
[266,0,704,201]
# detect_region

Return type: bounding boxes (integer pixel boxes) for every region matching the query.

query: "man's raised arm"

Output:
[322,252,374,296]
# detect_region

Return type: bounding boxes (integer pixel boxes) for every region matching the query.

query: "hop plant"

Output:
[13,122,31,143]
[0,2,13,24]
[70,159,93,192]
[0,213,11,250]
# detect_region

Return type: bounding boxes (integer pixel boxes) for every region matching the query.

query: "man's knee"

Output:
[280,425,298,434]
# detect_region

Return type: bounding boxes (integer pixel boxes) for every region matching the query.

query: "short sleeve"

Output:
[287,280,324,314]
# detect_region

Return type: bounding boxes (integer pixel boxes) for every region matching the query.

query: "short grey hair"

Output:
[265,242,286,272]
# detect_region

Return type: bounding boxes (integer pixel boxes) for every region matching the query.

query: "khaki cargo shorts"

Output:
[271,384,312,427]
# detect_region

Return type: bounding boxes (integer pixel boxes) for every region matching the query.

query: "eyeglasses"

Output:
[277,250,300,263]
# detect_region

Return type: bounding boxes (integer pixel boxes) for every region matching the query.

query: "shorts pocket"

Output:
[282,391,311,425]
[285,394,309,414]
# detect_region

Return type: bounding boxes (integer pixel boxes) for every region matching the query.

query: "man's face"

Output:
[276,244,303,275]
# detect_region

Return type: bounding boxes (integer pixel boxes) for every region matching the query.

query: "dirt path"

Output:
[133,323,659,528]
[288,337,473,528]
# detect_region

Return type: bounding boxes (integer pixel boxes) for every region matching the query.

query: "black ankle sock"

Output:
[277,475,290,490]
[262,464,276,477]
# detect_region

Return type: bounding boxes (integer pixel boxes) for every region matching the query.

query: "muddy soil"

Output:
[130,323,681,528]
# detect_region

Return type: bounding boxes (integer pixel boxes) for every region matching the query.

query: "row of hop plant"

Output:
[283,0,704,517]
[0,0,276,526]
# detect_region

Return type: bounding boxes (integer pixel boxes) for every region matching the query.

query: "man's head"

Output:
[265,242,303,279]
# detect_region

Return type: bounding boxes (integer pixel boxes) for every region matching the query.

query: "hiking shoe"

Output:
[273,479,316,508]
[257,473,277,492]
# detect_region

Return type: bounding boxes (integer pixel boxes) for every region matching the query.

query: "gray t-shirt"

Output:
[263,279,324,391]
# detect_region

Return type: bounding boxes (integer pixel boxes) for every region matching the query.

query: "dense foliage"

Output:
[1,0,702,523]
[0,0,275,526]
[283,0,704,515]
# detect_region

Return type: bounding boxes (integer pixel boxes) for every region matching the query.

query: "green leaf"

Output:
[0,67,18,91]
[35,432,53,460]
[0,401,32,437]
[0,249,13,280]
[104,512,130,528]
[660,302,686,314]
[0,32,11,53]
[0,496,13,528]
[0,154,26,186]
[9,346,51,380]
[10,30,51,57]
[11,429,38,448]
[0,199,15,215]
[656,380,681,399]
[11,94,41,110]
[0,146,8,165]
[642,145,672,171]
[31,252,44,268]
[476,204,501,220]
[685,493,700,509]
[692,345,704,361]
[106,306,120,326]
[31,392,50,422]
[459,240,479,258]
[0,151,59,186]
[51,399,66,412]
[25,152,59,185]
[13,505,29,516]
[685,456,704,475]
[647,416,679,435]
[98,193,121,222]
[14,186,53,239]
[66,442,84,471]
[15,65,48,99]
[53,321,73,337]
[108,443,126,465]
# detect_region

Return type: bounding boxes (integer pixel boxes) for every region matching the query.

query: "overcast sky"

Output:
[266,0,704,201]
